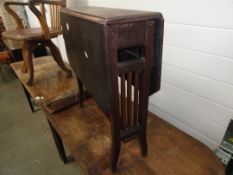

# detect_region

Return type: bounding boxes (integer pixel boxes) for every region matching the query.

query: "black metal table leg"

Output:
[47,120,68,164]
[21,84,36,112]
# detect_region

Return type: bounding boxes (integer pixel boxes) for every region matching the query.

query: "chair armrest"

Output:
[4,1,29,29]
[28,0,50,39]
[28,0,65,39]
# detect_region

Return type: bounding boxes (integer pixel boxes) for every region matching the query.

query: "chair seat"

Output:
[2,28,62,41]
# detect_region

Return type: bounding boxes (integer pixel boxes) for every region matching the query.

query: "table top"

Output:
[45,98,224,175]
[10,56,77,102]
[61,6,162,24]
[12,56,224,175]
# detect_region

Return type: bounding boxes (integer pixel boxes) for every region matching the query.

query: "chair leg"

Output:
[45,40,72,77]
[21,60,28,73]
[21,43,28,73]
[47,120,68,164]
[22,43,34,86]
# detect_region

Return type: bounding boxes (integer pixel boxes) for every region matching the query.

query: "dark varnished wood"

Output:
[61,7,163,112]
[61,7,162,25]
[133,71,139,126]
[120,74,126,130]
[61,7,164,170]
[61,13,109,112]
[106,24,122,171]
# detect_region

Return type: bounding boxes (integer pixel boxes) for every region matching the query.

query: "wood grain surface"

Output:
[12,56,224,175]
[44,98,225,175]
[10,56,76,101]
[2,28,62,41]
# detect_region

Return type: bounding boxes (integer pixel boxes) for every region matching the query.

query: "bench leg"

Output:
[21,84,36,112]
[47,120,68,164]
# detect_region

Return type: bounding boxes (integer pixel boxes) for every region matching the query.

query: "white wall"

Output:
[87,0,233,150]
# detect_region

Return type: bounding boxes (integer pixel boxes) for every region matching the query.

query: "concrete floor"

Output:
[0,65,83,175]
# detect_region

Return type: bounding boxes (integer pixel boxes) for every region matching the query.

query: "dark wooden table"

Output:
[11,57,225,175]
[61,7,164,171]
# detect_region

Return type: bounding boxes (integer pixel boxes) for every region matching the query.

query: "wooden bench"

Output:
[11,56,77,112]
[11,57,225,175]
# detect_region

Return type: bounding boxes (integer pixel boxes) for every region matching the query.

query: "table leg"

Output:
[77,77,84,108]
[21,84,36,112]
[47,120,68,164]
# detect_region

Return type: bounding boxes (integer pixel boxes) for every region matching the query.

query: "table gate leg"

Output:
[47,120,68,164]
[77,77,84,108]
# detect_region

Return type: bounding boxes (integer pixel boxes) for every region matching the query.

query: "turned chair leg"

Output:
[46,40,72,77]
[22,43,34,86]
[21,43,28,73]
[21,57,28,73]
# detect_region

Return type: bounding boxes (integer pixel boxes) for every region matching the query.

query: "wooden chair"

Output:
[2,0,72,85]
[0,16,11,72]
